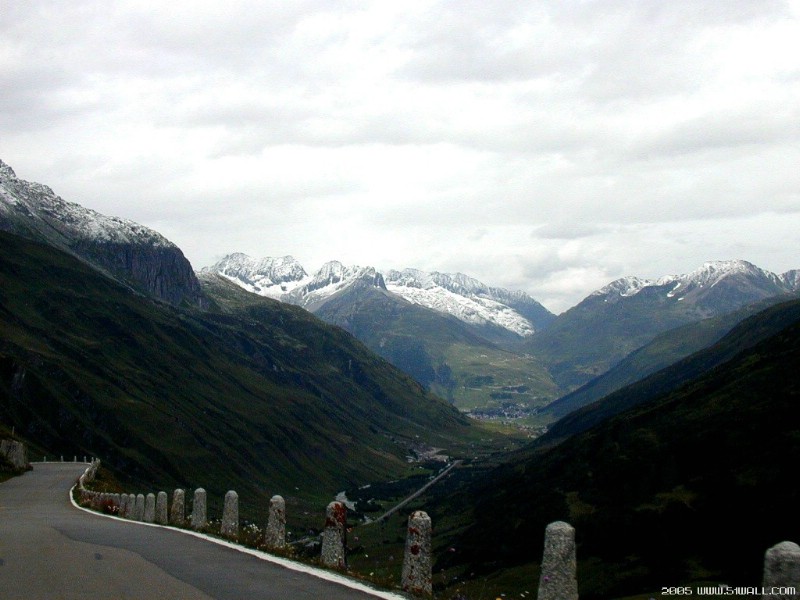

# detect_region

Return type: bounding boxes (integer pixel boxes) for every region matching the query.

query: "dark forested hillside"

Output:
[0,231,475,508]
[429,299,800,598]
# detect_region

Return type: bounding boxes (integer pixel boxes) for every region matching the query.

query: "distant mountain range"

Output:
[203,253,555,337]
[525,259,800,393]
[206,251,800,412]
[4,155,799,419]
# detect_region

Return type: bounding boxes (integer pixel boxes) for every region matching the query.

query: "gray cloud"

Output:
[2,0,799,313]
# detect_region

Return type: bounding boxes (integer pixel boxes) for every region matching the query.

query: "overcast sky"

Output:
[3,1,799,312]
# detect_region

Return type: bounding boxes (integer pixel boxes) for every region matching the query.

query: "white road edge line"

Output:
[68,465,408,600]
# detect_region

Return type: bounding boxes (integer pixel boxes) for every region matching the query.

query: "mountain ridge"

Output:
[204,252,554,339]
[0,158,207,308]
[526,258,799,391]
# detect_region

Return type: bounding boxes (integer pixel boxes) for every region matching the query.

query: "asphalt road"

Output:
[0,463,404,600]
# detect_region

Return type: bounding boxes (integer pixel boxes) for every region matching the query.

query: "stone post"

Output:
[401,511,433,597]
[144,493,156,523]
[321,501,347,569]
[134,494,146,521]
[0,439,30,471]
[265,495,286,549]
[119,494,128,516]
[762,541,800,599]
[170,489,185,526]
[125,494,136,519]
[221,491,239,539]
[537,521,578,600]
[155,492,169,525]
[191,488,207,530]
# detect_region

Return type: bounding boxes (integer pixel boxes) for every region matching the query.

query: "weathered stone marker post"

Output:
[401,511,433,597]
[124,494,136,518]
[134,494,146,521]
[537,521,578,600]
[144,493,156,523]
[265,495,286,549]
[762,541,800,599]
[191,488,207,530]
[155,492,169,525]
[170,489,185,526]
[0,439,30,471]
[221,491,239,539]
[320,501,347,569]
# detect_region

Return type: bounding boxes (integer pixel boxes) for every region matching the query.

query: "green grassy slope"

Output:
[0,231,476,508]
[313,282,560,410]
[426,299,800,598]
[526,279,790,393]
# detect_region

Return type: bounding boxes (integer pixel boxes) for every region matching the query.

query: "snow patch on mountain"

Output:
[780,269,800,291]
[384,268,537,337]
[204,256,545,336]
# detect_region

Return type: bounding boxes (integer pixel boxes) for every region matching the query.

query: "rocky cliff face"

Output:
[0,159,207,308]
[73,239,206,308]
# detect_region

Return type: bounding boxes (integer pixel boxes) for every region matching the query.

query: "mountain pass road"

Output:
[0,463,403,600]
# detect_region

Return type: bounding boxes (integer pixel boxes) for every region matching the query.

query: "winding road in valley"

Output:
[0,463,402,600]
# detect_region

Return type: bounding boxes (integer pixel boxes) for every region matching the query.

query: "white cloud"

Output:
[2,0,800,314]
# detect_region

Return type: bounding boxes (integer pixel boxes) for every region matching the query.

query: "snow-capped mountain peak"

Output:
[592,276,652,298]
[295,261,386,304]
[203,253,309,298]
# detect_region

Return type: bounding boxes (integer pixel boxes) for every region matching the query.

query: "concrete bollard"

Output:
[537,521,578,600]
[191,488,207,530]
[401,511,433,597]
[221,491,239,539]
[265,495,286,549]
[124,494,136,519]
[320,501,347,569]
[155,492,169,525]
[119,494,128,515]
[134,494,146,521]
[144,493,156,523]
[762,541,800,599]
[170,489,185,526]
